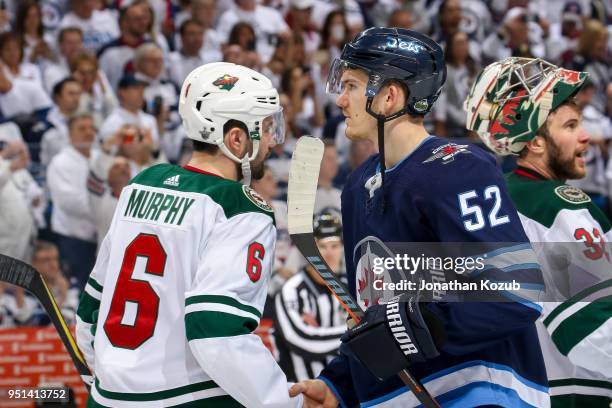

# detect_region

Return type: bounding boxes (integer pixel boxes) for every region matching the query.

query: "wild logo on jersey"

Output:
[242,186,273,212]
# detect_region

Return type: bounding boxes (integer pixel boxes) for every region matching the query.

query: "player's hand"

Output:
[289,380,338,408]
[340,294,446,380]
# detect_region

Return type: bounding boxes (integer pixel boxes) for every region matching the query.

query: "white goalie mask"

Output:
[178,62,284,183]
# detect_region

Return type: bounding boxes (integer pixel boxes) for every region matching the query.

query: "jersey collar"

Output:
[182,165,223,178]
[513,166,548,181]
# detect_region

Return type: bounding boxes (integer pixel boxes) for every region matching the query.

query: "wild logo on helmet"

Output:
[213,74,239,91]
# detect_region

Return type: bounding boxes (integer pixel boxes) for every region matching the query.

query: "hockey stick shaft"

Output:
[287,137,440,408]
[0,254,92,387]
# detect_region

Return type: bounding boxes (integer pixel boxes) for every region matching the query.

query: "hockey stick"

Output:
[0,253,92,388]
[287,136,440,408]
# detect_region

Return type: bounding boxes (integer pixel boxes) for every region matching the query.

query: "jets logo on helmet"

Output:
[213,74,239,91]
[465,58,587,156]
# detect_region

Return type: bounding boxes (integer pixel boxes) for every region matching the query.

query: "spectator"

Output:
[228,21,257,51]
[216,0,289,64]
[0,138,38,262]
[14,0,53,64]
[30,241,80,326]
[179,0,222,63]
[167,19,207,86]
[47,113,98,289]
[388,8,413,29]
[133,43,184,162]
[281,64,324,137]
[59,0,119,53]
[320,10,349,61]
[431,0,483,63]
[286,0,320,58]
[569,19,611,114]
[334,139,376,188]
[433,31,479,138]
[482,7,547,64]
[70,50,117,127]
[272,211,346,382]
[315,140,341,215]
[0,32,44,86]
[0,58,51,120]
[0,283,34,328]
[88,151,131,244]
[317,10,350,116]
[99,75,164,176]
[43,27,84,93]
[40,78,83,166]
[97,1,150,90]
[546,1,583,64]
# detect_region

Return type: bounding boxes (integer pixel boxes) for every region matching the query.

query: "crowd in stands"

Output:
[0,0,611,379]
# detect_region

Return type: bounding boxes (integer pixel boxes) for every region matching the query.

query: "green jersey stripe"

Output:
[76,291,101,324]
[550,296,612,356]
[94,378,223,401]
[185,310,258,340]
[549,378,612,390]
[185,295,261,318]
[87,276,103,292]
[87,393,242,408]
[543,279,612,327]
[550,394,612,408]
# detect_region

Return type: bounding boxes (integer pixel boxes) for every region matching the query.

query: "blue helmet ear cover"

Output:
[341,27,447,116]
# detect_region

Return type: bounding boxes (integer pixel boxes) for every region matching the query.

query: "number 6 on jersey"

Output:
[104,233,167,349]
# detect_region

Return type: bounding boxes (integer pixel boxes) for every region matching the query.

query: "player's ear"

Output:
[526,134,546,155]
[225,126,248,156]
[383,82,405,115]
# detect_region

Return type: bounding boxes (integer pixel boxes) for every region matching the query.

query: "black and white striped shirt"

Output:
[273,270,347,382]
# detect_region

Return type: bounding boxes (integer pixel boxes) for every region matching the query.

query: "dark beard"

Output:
[546,137,582,180]
[236,159,265,181]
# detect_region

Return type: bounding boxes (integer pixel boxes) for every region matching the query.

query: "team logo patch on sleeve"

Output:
[242,186,273,211]
[423,143,470,164]
[555,185,591,204]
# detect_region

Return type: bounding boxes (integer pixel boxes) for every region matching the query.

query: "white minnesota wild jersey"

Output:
[76,164,302,408]
[506,168,612,408]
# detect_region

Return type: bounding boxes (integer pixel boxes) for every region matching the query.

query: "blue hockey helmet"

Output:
[326,27,447,116]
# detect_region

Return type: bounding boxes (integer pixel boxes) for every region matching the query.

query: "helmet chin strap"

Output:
[217,138,260,186]
[364,97,410,213]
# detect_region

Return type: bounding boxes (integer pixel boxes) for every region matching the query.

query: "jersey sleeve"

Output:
[185,211,302,408]
[420,151,545,355]
[75,231,110,372]
[537,207,612,377]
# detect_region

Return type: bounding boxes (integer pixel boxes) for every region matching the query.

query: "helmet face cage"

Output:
[489,58,558,105]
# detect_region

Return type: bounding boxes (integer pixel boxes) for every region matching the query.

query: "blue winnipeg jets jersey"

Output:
[319,136,549,407]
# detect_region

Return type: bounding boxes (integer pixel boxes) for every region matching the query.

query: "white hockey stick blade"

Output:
[288,136,324,235]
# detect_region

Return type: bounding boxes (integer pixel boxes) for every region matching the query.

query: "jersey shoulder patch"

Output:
[506,174,610,230]
[554,185,591,204]
[242,186,273,212]
[207,182,276,224]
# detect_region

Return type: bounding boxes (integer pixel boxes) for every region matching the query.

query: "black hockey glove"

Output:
[341,294,446,380]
